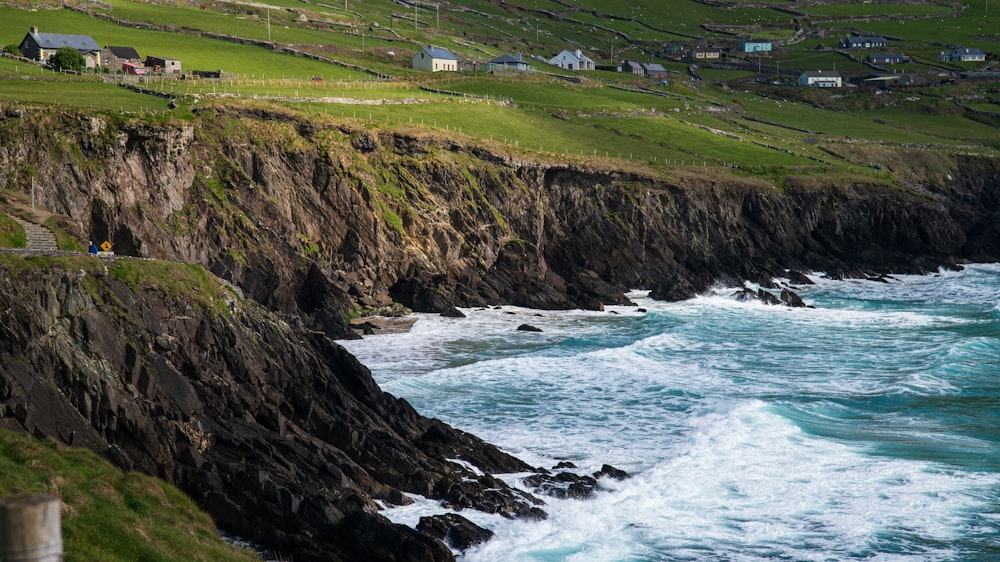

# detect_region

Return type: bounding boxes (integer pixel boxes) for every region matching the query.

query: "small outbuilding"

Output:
[103,46,142,72]
[145,56,182,74]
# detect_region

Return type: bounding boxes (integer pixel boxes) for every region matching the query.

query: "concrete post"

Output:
[0,494,63,562]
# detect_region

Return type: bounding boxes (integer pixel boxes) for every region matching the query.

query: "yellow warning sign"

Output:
[100,241,112,252]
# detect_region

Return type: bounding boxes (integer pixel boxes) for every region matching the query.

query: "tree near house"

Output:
[49,47,86,72]
[3,44,20,55]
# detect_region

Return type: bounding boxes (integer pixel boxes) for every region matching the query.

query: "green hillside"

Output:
[0,0,997,175]
[0,429,259,562]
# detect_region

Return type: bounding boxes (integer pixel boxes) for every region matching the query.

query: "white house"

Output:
[412,46,459,72]
[798,70,842,88]
[549,49,595,71]
[938,47,986,62]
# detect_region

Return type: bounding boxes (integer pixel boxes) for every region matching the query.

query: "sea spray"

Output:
[341,264,1000,561]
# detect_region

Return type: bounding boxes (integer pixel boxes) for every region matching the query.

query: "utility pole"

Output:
[31,176,35,213]
[436,4,439,28]
[267,7,271,42]
[415,4,418,31]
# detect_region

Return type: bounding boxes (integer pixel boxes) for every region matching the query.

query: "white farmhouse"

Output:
[412,46,459,72]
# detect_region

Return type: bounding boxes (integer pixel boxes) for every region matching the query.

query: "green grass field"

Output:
[0,0,997,172]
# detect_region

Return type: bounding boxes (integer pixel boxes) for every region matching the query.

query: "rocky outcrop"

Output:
[1,105,998,561]
[0,255,543,561]
[2,107,998,341]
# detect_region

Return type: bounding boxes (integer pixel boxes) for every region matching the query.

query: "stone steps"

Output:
[11,216,60,252]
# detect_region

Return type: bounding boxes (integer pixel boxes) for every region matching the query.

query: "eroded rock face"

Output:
[0,258,540,562]
[2,108,997,340]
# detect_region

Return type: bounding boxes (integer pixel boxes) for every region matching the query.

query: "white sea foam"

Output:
[452,401,996,562]
[341,266,1000,561]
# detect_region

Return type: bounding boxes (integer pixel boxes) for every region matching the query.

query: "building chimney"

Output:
[31,26,39,35]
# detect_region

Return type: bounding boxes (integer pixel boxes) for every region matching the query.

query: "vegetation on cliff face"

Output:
[0,211,25,247]
[0,429,259,562]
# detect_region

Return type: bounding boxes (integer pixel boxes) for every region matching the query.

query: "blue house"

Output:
[740,39,772,53]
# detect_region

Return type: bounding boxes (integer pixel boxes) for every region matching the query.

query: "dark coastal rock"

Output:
[517,324,543,332]
[593,464,630,481]
[757,289,783,306]
[523,471,600,500]
[440,306,466,318]
[417,513,494,551]
[780,288,806,308]
[332,512,453,562]
[787,270,815,285]
[0,260,539,562]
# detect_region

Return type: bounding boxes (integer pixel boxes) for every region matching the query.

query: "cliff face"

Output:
[0,256,537,561]
[2,106,998,338]
[1,106,999,560]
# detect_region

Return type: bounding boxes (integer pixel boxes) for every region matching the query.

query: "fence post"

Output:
[0,494,63,562]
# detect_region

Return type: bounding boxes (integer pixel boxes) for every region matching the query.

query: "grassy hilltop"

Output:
[0,0,996,182]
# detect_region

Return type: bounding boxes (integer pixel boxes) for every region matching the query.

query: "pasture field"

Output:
[0,58,171,110]
[0,7,368,79]
[799,4,954,17]
[0,0,997,172]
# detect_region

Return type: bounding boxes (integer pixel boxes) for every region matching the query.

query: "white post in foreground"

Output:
[0,494,63,562]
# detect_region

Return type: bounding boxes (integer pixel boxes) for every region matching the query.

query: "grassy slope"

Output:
[0,429,259,562]
[0,0,997,176]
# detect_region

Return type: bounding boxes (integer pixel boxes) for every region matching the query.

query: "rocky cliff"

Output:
[1,104,999,559]
[0,255,545,561]
[2,105,997,339]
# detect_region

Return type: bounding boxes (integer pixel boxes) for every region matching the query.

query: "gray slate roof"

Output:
[419,46,458,61]
[489,53,524,64]
[31,30,101,52]
[105,46,141,59]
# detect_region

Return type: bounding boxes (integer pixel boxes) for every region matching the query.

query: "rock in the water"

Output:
[787,270,815,285]
[593,464,629,481]
[523,471,599,500]
[417,513,494,551]
[517,324,543,332]
[440,306,466,318]
[780,288,806,307]
[757,289,783,306]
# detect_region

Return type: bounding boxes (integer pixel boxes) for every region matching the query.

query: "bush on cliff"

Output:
[0,429,259,562]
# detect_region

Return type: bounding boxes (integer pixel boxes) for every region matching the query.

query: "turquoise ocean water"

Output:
[339,264,1000,561]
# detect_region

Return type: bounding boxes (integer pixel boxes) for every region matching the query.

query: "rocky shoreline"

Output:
[1,107,999,560]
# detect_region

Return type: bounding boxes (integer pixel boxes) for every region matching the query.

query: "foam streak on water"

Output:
[340,264,1000,561]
